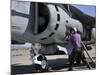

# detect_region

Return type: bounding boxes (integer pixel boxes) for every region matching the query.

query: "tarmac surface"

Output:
[11,44,96,75]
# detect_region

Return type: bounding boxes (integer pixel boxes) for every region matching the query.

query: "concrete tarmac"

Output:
[11,45,96,74]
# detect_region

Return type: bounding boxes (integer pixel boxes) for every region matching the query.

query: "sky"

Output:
[73,4,96,17]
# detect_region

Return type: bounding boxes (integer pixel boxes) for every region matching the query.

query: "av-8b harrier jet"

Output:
[11,1,96,73]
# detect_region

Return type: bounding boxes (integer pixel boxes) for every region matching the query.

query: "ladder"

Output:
[81,42,96,67]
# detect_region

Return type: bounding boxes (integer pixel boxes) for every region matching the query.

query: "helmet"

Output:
[73,27,77,32]
[70,27,77,33]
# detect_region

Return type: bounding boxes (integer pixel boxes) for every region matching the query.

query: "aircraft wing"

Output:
[69,5,95,27]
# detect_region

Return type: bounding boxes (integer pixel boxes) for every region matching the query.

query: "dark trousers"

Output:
[69,48,91,69]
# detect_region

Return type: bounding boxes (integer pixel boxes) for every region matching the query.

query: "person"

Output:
[66,27,91,71]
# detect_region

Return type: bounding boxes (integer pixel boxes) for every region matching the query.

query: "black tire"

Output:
[35,64,42,71]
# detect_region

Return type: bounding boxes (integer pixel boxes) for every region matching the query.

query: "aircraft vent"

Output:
[54,24,59,30]
[55,5,59,11]
[57,14,60,21]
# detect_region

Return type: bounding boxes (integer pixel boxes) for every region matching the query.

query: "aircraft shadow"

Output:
[11,58,96,75]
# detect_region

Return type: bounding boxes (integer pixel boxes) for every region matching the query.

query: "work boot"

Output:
[68,67,73,71]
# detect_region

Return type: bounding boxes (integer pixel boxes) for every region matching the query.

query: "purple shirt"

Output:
[70,33,82,48]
